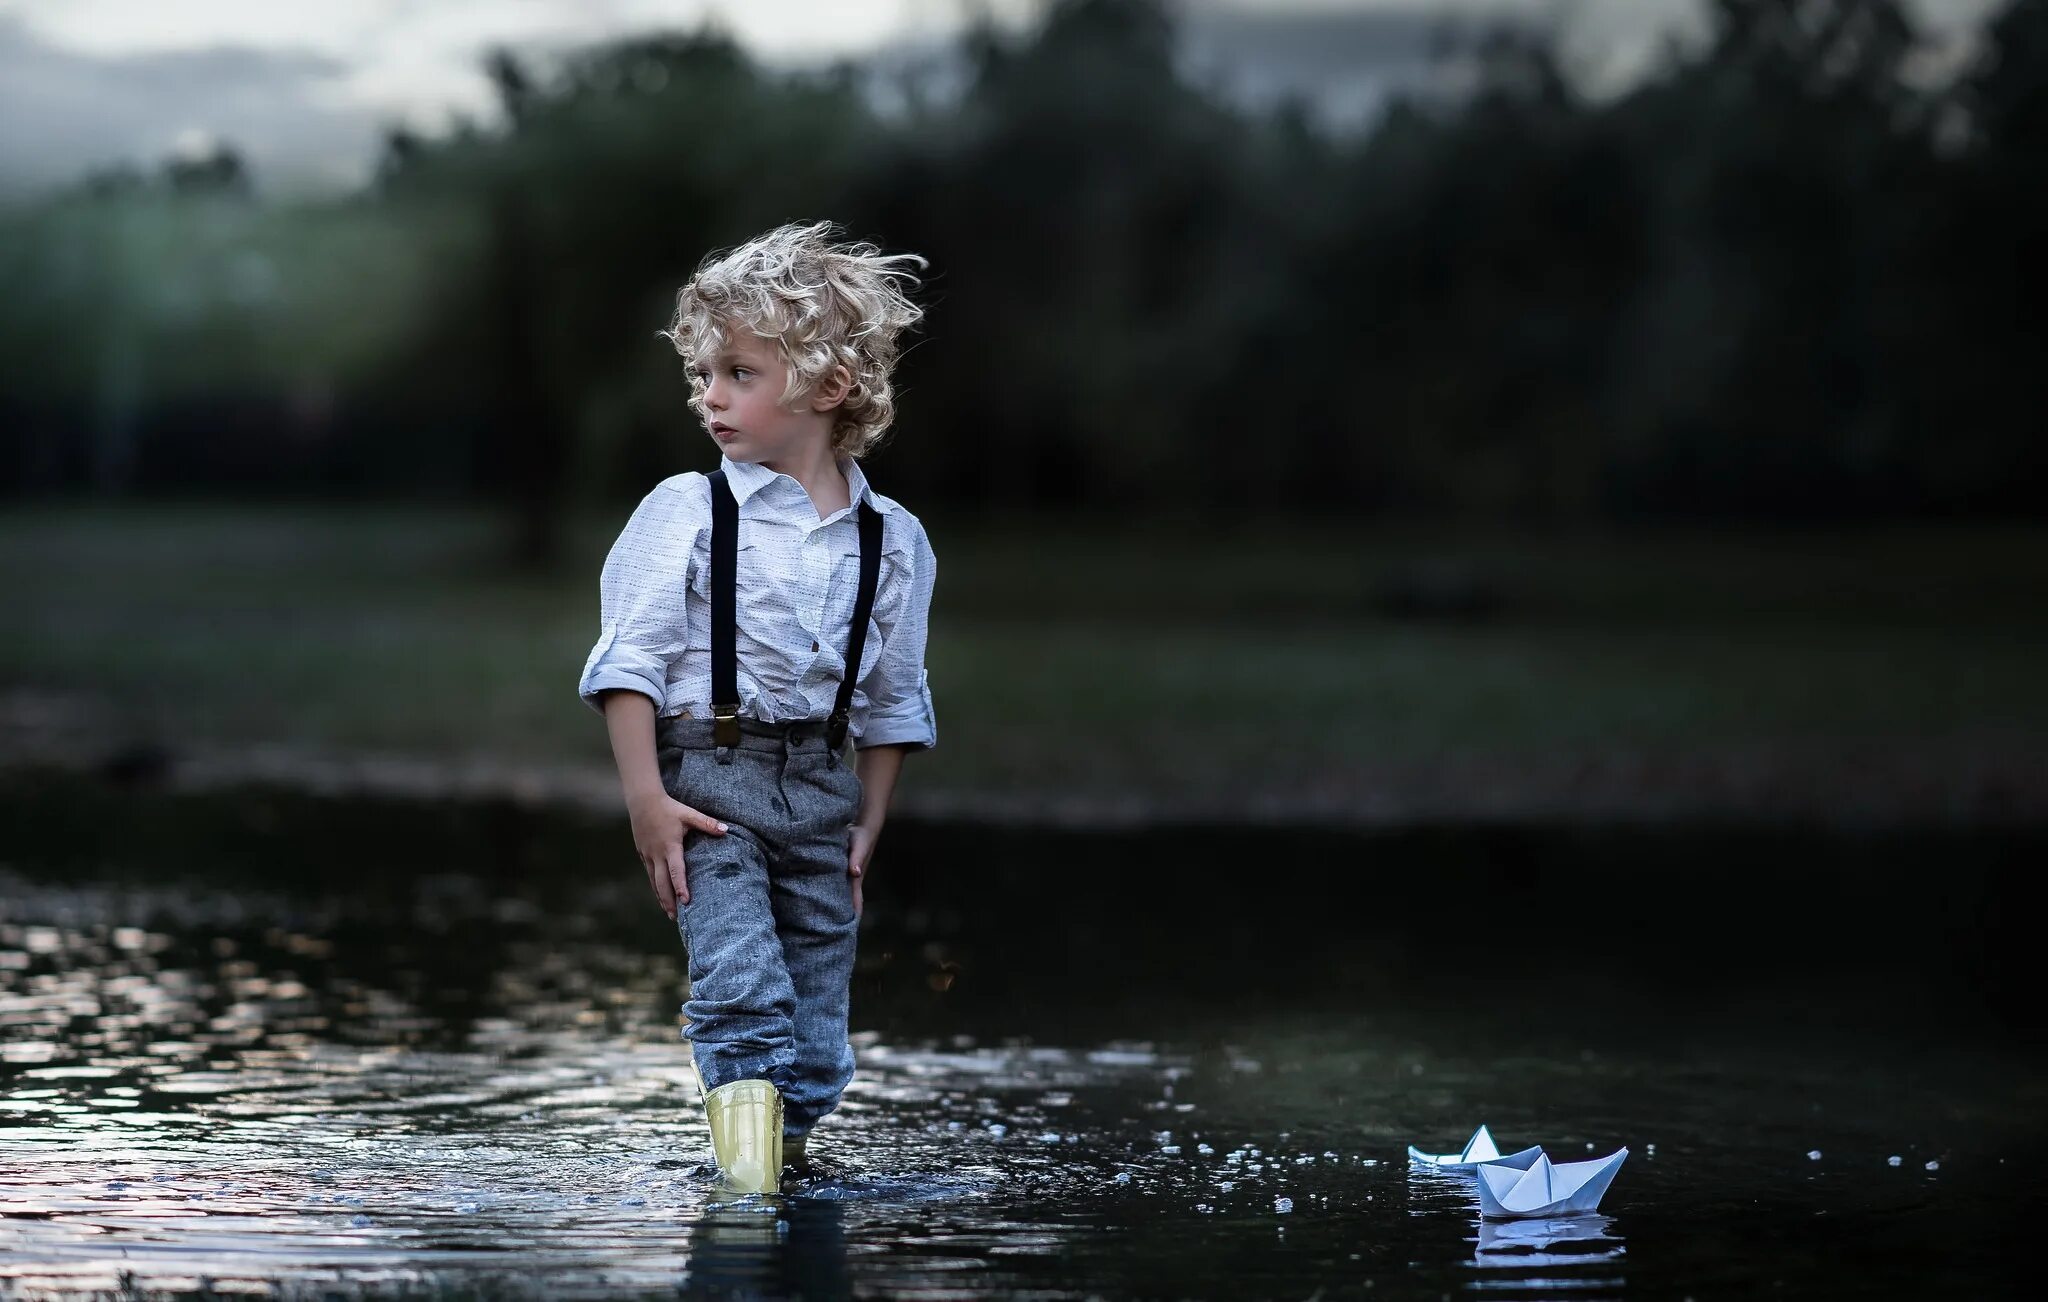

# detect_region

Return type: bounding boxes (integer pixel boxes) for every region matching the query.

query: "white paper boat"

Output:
[1474,1148,1628,1219]
[1407,1125,1545,1172]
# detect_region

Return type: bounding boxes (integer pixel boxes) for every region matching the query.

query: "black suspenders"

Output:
[835,495,886,749]
[709,469,741,749]
[707,468,882,756]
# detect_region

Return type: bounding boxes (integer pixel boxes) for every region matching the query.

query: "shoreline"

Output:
[6,694,2042,833]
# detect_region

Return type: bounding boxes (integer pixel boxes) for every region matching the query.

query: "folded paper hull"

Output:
[1408,1142,1546,1172]
[1474,1149,1628,1219]
[1406,1125,1545,1172]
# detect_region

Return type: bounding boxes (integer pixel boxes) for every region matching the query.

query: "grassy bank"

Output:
[4,502,2044,817]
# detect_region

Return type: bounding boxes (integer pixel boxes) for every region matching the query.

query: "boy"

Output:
[578,221,937,1193]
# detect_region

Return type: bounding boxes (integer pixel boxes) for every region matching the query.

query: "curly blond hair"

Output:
[659,221,928,458]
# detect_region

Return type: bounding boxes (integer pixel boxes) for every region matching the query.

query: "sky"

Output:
[0,0,2007,196]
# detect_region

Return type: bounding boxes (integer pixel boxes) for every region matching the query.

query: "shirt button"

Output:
[811,640,820,652]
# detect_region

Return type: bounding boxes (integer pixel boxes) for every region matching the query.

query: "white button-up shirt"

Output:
[578,454,938,750]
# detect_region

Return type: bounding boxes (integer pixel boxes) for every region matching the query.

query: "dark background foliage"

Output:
[4,0,2042,560]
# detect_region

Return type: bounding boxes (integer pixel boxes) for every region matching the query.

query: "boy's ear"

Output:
[809,363,854,413]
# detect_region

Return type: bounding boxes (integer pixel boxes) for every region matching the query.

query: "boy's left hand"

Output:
[847,821,881,919]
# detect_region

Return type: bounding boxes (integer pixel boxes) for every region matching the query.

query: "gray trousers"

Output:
[654,714,863,1138]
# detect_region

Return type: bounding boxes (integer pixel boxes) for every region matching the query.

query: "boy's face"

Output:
[691,330,836,466]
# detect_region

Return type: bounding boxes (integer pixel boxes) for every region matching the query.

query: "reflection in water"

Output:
[1410,1163,1627,1292]
[1470,1212,1626,1290]
[1407,1161,1486,1213]
[688,1195,849,1299]
[1476,1211,1620,1256]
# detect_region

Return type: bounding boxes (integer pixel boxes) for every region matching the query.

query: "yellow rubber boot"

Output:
[703,1078,783,1194]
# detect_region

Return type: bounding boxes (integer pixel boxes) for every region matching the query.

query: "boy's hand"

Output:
[627,791,727,920]
[847,820,881,920]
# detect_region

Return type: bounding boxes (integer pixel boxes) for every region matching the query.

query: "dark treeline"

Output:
[2,0,2043,543]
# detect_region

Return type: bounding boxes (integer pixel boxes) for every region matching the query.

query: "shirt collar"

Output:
[720,453,894,516]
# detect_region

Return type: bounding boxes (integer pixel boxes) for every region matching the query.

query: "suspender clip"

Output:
[825,709,851,751]
[712,702,741,754]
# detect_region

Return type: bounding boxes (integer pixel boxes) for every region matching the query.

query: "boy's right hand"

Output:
[627,791,727,920]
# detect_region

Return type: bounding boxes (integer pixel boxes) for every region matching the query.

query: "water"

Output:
[0,777,2037,1298]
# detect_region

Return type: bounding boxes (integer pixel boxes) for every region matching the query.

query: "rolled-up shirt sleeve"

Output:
[853,519,938,751]
[578,477,699,716]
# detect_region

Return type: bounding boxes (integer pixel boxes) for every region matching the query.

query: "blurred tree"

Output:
[365,29,887,559]
[1933,0,2048,510]
[859,0,1276,508]
[1,0,2040,522]
[1589,0,1932,518]
[1312,26,1638,520]
[163,142,252,198]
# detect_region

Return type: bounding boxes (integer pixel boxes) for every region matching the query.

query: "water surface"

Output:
[0,779,2036,1297]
